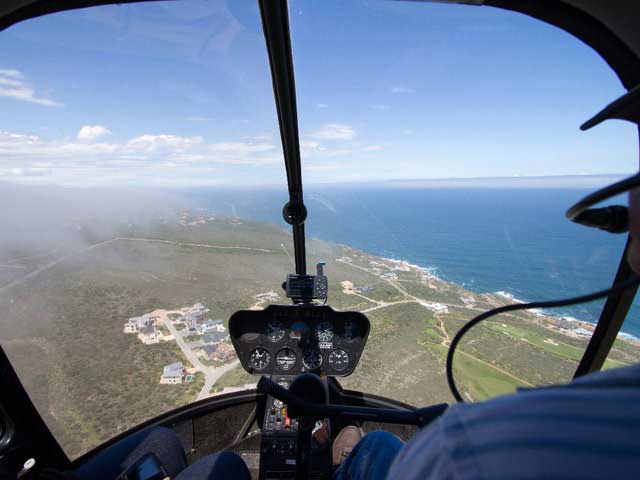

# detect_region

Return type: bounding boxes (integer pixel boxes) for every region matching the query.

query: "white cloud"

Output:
[310,124,356,141]
[77,125,112,141]
[391,86,415,94]
[186,116,211,122]
[301,140,320,149]
[242,133,272,141]
[208,142,275,154]
[0,129,280,177]
[363,145,383,152]
[0,69,22,78]
[316,103,329,109]
[126,134,203,152]
[369,104,389,110]
[0,69,63,107]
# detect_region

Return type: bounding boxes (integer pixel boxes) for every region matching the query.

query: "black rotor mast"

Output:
[258,0,307,275]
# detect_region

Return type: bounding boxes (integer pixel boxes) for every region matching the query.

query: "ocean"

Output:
[188,187,639,338]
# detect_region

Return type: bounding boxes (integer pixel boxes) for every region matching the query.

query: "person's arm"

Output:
[386,406,469,479]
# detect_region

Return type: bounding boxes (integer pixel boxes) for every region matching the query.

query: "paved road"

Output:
[159,311,239,400]
[197,360,240,401]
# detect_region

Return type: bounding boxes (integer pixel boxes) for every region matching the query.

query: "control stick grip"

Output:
[257,376,302,407]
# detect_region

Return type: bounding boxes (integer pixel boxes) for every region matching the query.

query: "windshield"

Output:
[1,0,640,460]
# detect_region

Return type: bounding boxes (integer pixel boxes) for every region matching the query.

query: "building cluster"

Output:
[178,211,213,226]
[200,342,236,362]
[174,303,227,336]
[419,301,449,314]
[123,313,165,345]
[460,295,476,306]
[123,303,239,386]
[342,281,375,296]
[384,259,412,272]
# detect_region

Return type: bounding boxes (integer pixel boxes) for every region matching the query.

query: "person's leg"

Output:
[175,451,251,480]
[74,426,187,480]
[333,430,404,480]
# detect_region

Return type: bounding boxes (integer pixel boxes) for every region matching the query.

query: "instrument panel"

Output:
[229,305,370,376]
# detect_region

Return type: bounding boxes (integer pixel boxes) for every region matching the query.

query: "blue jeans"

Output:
[74,427,188,480]
[74,426,399,480]
[175,451,251,480]
[333,431,404,480]
[73,426,251,480]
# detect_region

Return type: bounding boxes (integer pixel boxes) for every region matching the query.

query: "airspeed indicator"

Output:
[248,347,270,371]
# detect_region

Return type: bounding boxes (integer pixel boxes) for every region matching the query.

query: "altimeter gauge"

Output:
[328,349,349,372]
[314,321,334,342]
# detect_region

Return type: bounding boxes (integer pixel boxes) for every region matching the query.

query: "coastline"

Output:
[382,255,640,346]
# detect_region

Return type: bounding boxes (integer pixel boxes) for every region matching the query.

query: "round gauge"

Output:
[275,348,297,371]
[328,349,350,372]
[265,319,285,342]
[314,321,334,342]
[248,347,270,371]
[342,320,359,343]
[290,321,310,340]
[302,349,323,371]
[239,332,261,342]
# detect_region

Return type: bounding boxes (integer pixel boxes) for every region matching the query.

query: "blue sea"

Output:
[188,187,640,338]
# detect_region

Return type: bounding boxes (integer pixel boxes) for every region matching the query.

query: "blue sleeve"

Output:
[386,405,471,479]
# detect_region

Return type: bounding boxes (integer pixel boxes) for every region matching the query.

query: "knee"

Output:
[215,451,249,470]
[361,430,403,449]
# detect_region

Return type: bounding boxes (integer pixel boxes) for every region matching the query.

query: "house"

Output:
[138,325,159,345]
[196,319,225,334]
[200,343,236,362]
[123,314,154,334]
[207,319,225,332]
[354,285,374,294]
[160,362,184,384]
[216,345,236,362]
[341,281,354,294]
[200,345,218,361]
[419,301,449,314]
[184,303,209,327]
[202,332,228,344]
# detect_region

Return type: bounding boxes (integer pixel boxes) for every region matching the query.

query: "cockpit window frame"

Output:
[0,0,638,469]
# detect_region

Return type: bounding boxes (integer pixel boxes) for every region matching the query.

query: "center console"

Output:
[259,376,299,480]
[258,375,331,480]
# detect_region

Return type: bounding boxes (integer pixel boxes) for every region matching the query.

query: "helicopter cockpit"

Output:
[2,1,640,480]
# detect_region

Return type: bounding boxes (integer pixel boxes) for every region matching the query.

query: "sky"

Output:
[0,0,638,187]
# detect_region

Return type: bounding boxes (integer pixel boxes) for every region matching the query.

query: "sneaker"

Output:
[332,426,364,466]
